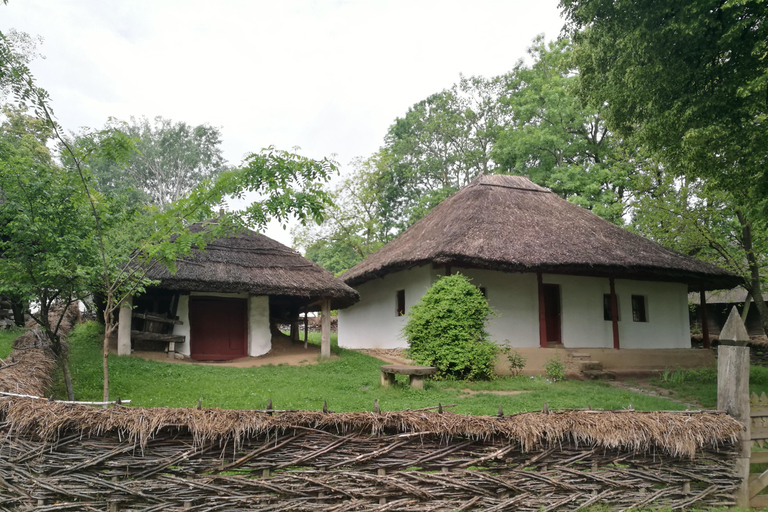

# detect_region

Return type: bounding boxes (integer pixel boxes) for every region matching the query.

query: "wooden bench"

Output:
[380,365,437,389]
[131,331,186,359]
[132,312,185,359]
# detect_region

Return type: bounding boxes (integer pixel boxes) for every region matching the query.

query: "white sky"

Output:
[2,0,565,246]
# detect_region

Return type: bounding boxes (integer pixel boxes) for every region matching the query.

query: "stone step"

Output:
[582,370,616,381]
[569,352,592,359]
[580,361,604,372]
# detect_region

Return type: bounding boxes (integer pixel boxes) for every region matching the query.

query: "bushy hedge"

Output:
[404,274,496,380]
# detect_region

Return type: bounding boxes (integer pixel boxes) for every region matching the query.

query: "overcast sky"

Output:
[2,0,565,245]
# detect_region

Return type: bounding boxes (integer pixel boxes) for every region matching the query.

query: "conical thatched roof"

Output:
[341,175,740,291]
[145,224,359,309]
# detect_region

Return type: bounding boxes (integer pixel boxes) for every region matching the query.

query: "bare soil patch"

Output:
[113,336,337,368]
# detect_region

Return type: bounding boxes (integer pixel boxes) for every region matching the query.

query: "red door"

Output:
[189,297,247,360]
[543,284,562,344]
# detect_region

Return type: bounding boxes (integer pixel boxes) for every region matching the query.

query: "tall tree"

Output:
[86,116,228,206]
[379,75,510,231]
[561,0,768,330]
[293,153,389,274]
[0,108,100,399]
[493,37,638,223]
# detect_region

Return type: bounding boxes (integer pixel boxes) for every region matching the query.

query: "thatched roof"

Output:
[341,175,740,291]
[144,224,359,309]
[0,397,741,458]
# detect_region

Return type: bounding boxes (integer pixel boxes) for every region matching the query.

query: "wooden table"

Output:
[380,365,437,389]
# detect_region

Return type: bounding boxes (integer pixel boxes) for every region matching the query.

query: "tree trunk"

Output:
[58,351,75,401]
[737,211,768,335]
[102,293,115,403]
[9,296,27,327]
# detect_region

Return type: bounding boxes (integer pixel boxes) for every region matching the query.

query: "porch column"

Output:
[303,309,309,349]
[609,278,620,349]
[700,289,710,349]
[117,295,133,356]
[320,299,331,360]
[537,272,547,348]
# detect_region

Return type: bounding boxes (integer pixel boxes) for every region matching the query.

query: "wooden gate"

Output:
[749,392,768,507]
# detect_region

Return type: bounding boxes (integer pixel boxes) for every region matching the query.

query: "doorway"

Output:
[543,284,562,345]
[189,297,247,360]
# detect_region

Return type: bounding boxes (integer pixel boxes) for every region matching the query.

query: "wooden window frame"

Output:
[631,295,648,322]
[396,289,405,316]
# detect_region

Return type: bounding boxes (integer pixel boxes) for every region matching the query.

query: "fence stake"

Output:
[378,468,386,505]
[718,338,750,508]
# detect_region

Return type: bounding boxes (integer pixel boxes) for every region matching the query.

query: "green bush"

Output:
[544,356,565,382]
[498,342,527,376]
[403,274,496,380]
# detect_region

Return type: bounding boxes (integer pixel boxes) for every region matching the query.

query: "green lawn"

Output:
[56,322,687,414]
[0,327,23,359]
[650,365,768,409]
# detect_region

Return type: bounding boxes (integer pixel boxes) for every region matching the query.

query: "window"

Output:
[632,295,648,322]
[603,294,619,321]
[396,289,405,316]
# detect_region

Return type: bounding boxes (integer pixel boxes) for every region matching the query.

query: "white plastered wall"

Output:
[173,292,272,357]
[339,267,691,350]
[338,265,432,349]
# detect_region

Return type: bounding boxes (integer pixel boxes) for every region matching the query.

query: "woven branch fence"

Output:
[0,397,743,512]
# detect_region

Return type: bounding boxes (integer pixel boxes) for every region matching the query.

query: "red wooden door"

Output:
[189,297,247,361]
[543,284,561,344]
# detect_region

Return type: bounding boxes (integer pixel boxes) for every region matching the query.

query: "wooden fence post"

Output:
[717,306,751,508]
[321,299,331,360]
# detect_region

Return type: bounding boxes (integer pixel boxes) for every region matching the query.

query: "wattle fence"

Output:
[0,398,742,511]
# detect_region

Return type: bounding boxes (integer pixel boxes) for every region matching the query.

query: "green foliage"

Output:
[0,327,23,359]
[497,343,527,376]
[493,36,637,224]
[379,75,509,231]
[404,274,496,380]
[84,116,228,207]
[58,322,688,413]
[292,154,388,274]
[544,356,566,382]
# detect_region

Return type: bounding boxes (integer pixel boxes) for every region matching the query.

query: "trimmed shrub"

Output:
[403,274,496,380]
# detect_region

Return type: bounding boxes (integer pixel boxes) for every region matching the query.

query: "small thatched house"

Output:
[117,225,358,361]
[338,175,739,353]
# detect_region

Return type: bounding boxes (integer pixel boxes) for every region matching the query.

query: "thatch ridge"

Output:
[144,224,359,309]
[0,397,741,458]
[341,175,740,291]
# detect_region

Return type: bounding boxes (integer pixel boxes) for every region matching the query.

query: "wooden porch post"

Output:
[609,278,620,350]
[537,272,547,348]
[700,289,710,349]
[321,299,331,360]
[304,309,309,349]
[117,295,133,356]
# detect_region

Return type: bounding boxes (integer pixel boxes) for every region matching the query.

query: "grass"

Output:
[651,365,768,409]
[0,327,24,359]
[50,321,691,414]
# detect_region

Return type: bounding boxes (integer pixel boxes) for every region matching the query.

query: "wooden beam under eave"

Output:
[537,272,547,348]
[700,288,710,349]
[609,278,620,350]
[320,299,331,360]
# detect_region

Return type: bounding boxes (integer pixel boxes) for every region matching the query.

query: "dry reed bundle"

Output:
[0,396,742,458]
[0,304,80,397]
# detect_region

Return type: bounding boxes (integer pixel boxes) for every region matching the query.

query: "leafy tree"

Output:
[0,108,100,399]
[293,153,389,274]
[378,75,510,231]
[561,0,768,331]
[404,274,496,381]
[493,37,638,223]
[85,116,228,206]
[1,17,337,401]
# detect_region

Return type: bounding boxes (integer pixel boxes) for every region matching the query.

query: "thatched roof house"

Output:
[144,224,358,309]
[118,225,358,361]
[338,175,739,353]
